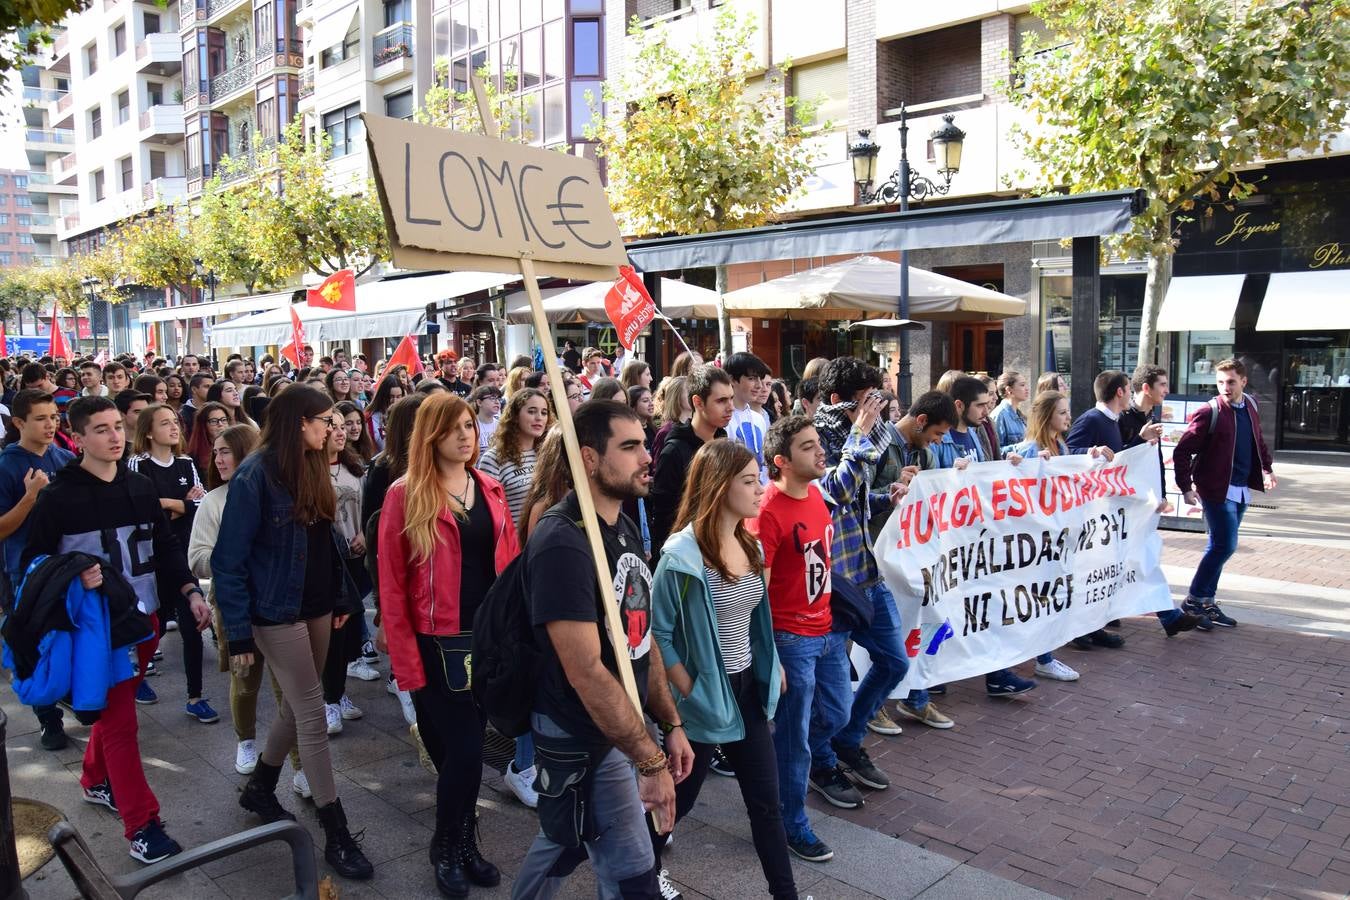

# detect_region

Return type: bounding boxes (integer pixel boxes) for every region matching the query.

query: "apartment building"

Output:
[19,54,78,269]
[0,170,41,269]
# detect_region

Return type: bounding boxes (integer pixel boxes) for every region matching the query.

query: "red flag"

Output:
[604,266,656,351]
[48,308,72,360]
[145,323,157,357]
[0,319,8,355]
[307,269,356,311]
[386,334,424,377]
[281,305,307,367]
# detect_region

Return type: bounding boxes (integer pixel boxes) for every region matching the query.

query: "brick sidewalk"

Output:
[843,619,1350,898]
[1162,533,1350,591]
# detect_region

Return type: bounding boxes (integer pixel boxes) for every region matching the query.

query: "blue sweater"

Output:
[0,442,74,583]
[1066,407,1124,454]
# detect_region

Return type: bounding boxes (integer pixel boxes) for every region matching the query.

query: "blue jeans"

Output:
[772,630,851,842]
[1188,498,1247,601]
[835,582,909,751]
[515,732,535,771]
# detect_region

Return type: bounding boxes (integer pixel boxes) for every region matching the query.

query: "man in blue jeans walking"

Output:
[1172,358,1276,629]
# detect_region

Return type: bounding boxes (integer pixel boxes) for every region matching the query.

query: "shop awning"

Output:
[137,290,296,324]
[310,4,359,53]
[1256,270,1350,331]
[1156,275,1246,331]
[623,190,1145,271]
[502,278,720,324]
[211,271,519,346]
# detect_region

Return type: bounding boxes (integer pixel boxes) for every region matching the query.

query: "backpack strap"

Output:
[1207,397,1221,432]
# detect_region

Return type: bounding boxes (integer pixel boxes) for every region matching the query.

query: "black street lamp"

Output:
[81,276,100,356]
[849,105,966,406]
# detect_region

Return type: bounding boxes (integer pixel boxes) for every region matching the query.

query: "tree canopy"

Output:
[1011,0,1350,366]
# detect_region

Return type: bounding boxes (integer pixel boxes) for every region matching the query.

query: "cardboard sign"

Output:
[362,114,626,282]
[604,266,657,351]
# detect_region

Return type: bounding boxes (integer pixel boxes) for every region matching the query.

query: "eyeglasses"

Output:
[567,392,583,402]
[305,415,338,429]
[204,416,230,427]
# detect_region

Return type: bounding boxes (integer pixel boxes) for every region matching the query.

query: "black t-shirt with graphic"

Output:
[528,491,652,745]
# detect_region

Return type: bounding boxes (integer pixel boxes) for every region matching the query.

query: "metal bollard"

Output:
[0,709,26,900]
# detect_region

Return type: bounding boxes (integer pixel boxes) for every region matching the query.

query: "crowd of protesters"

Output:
[0,338,1270,897]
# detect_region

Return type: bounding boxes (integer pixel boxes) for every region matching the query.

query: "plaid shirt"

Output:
[813,403,894,588]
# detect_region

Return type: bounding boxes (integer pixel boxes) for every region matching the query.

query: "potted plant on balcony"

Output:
[373,42,410,67]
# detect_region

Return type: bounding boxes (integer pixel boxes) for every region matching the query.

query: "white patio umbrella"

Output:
[503,277,720,324]
[722,255,1027,321]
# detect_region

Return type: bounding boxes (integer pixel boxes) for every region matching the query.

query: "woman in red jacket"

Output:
[378,392,519,898]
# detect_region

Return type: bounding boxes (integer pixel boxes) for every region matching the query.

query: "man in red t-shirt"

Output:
[751,414,853,864]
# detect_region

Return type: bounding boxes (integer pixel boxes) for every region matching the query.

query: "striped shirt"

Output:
[477,447,535,526]
[704,566,763,675]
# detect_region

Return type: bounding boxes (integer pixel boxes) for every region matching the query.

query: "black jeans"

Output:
[159,593,203,699]
[649,669,797,900]
[321,616,359,704]
[411,634,486,833]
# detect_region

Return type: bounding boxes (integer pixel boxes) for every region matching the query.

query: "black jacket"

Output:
[1119,403,1166,495]
[21,460,195,617]
[648,421,726,556]
[2,551,151,680]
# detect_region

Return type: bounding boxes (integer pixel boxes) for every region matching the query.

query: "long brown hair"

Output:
[1025,390,1068,457]
[517,426,571,545]
[259,385,336,523]
[336,400,374,464]
[401,393,478,563]
[377,393,426,480]
[489,387,550,468]
[672,439,763,581]
[208,423,260,489]
[132,404,184,456]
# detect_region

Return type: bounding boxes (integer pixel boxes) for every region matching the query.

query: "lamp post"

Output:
[81,276,100,356]
[849,105,966,406]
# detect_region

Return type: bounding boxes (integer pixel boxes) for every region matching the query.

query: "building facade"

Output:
[0,169,42,269]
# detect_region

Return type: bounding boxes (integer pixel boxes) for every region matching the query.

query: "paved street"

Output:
[4,457,1348,899]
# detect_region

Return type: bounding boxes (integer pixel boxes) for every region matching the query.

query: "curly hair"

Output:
[488,387,551,467]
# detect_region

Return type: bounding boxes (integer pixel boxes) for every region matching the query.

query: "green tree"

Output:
[416,60,533,141]
[0,265,46,322]
[197,156,295,293]
[1,21,78,97]
[113,204,200,302]
[590,6,821,357]
[1011,0,1350,368]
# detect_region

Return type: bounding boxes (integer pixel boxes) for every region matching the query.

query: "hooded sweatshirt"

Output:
[20,459,193,616]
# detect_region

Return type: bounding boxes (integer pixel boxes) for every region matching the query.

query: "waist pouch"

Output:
[421,633,473,693]
[532,733,605,848]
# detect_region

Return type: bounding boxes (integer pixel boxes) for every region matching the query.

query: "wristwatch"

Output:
[183,586,205,602]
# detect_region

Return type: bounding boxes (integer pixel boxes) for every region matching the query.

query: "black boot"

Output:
[316,798,374,880]
[458,810,500,888]
[239,762,296,823]
[432,817,468,898]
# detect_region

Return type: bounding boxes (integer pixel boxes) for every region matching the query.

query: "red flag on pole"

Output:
[386,334,425,377]
[306,269,356,311]
[145,323,157,357]
[0,319,8,356]
[48,308,72,360]
[604,265,656,352]
[280,305,307,367]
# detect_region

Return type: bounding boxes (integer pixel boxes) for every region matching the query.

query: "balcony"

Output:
[49,32,69,73]
[139,103,185,140]
[29,214,58,234]
[55,153,78,185]
[62,213,80,231]
[372,23,413,81]
[206,0,248,22]
[209,55,254,102]
[135,33,182,74]
[142,176,187,206]
[298,68,315,102]
[180,0,205,28]
[23,86,65,106]
[25,129,75,150]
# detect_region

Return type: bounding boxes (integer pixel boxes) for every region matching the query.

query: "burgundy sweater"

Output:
[1172,394,1273,504]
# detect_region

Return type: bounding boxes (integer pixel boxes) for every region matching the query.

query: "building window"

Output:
[18,235,33,245]
[16,214,30,226]
[0,234,10,244]
[13,175,26,188]
[0,214,9,224]
[144,12,161,34]
[15,196,31,208]
[383,0,411,27]
[571,18,601,77]
[147,82,163,107]
[150,150,167,179]
[0,254,12,266]
[89,106,102,140]
[113,23,127,56]
[792,56,847,129]
[85,43,98,75]
[120,156,134,192]
[93,170,105,202]
[320,28,359,66]
[0,174,7,187]
[117,90,130,124]
[322,102,363,158]
[385,89,414,119]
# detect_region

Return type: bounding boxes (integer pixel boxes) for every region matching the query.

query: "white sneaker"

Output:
[234,740,258,775]
[1034,658,1081,682]
[339,695,363,720]
[504,763,539,809]
[164,619,179,632]
[292,771,311,799]
[658,869,683,900]
[346,659,379,682]
[386,674,399,696]
[397,689,416,726]
[324,703,343,734]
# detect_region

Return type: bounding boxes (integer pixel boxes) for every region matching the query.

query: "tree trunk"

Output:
[715,264,732,363]
[1136,241,1172,370]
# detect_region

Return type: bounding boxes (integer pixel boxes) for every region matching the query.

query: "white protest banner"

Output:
[865,443,1173,693]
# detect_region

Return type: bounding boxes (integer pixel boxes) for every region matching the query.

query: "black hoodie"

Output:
[21,459,194,616]
[648,420,726,557]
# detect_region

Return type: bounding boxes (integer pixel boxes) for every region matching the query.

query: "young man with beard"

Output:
[22,395,210,864]
[0,389,76,750]
[513,401,693,900]
[648,365,735,557]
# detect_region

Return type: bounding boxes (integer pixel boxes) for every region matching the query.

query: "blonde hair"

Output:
[401,393,479,563]
[133,404,184,456]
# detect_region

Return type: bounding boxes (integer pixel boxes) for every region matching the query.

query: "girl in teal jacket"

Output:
[650,439,798,900]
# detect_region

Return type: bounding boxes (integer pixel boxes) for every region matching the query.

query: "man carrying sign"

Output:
[513,402,694,900]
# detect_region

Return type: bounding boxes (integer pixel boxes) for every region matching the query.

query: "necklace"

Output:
[446,473,471,509]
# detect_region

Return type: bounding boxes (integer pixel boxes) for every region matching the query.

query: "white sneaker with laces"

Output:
[1034,658,1081,682]
[339,695,363,720]
[234,740,258,775]
[346,659,380,682]
[292,771,311,799]
[658,869,683,900]
[397,689,416,725]
[324,703,343,734]
[504,763,538,809]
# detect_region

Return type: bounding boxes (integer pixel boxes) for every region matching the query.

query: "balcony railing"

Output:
[142,176,187,203]
[206,0,247,18]
[56,93,72,114]
[298,69,315,99]
[26,128,75,145]
[372,23,413,67]
[186,164,203,183]
[53,32,68,57]
[62,214,80,230]
[23,86,66,105]
[28,172,52,185]
[31,214,55,226]
[209,55,253,100]
[57,153,77,173]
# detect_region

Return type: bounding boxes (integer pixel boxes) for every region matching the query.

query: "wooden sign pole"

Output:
[472,78,645,718]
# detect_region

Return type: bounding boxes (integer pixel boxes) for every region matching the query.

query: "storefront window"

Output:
[1281,333,1350,451]
[1040,272,1146,384]
[1172,330,1235,396]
